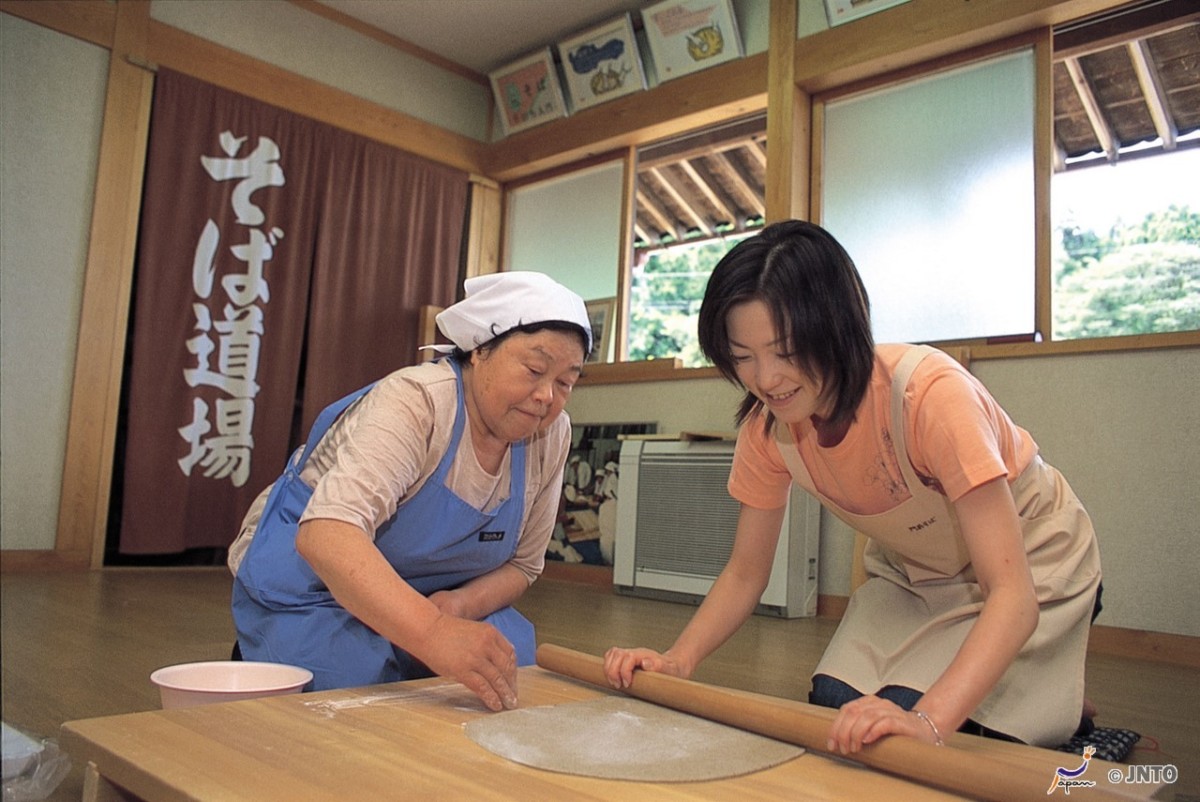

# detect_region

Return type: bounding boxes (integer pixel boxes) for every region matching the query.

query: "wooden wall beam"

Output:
[485,53,769,183]
[464,179,502,280]
[54,0,154,569]
[793,0,1127,93]
[1034,29,1055,340]
[143,21,487,175]
[0,0,115,47]
[0,1,488,175]
[615,147,638,362]
[765,0,808,223]
[287,0,489,87]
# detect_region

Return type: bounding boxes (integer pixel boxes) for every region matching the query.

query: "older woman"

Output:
[230,272,590,711]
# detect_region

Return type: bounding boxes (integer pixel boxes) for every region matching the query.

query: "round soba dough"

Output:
[464,696,804,782]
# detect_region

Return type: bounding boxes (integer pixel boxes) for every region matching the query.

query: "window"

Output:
[628,116,766,364]
[505,160,625,305]
[555,5,1199,365]
[820,48,1038,344]
[504,160,626,360]
[628,234,751,366]
[1051,17,1200,340]
[1053,151,1200,339]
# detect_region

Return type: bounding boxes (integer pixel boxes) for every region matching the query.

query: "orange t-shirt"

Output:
[728,345,1038,515]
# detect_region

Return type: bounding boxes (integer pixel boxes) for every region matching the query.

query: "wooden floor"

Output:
[2,568,1197,801]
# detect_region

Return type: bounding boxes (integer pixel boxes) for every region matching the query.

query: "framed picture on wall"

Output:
[641,0,743,83]
[585,297,617,363]
[556,14,646,112]
[823,0,912,27]
[489,48,568,136]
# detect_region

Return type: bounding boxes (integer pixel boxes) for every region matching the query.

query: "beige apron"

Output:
[777,346,1102,745]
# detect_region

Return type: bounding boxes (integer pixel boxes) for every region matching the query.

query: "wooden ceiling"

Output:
[633,115,766,251]
[1054,18,1200,169]
[632,12,1198,251]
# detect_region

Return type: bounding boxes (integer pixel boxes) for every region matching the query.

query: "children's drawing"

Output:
[642,0,743,82]
[557,14,646,111]
[489,49,567,136]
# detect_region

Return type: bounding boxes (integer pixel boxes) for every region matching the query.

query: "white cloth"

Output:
[426,271,592,354]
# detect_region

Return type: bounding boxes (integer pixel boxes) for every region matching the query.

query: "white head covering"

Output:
[425,271,593,355]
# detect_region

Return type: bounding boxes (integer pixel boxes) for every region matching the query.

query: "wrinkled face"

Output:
[726,299,829,425]
[466,329,585,445]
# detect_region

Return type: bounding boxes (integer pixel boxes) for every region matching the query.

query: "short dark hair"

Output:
[451,320,590,363]
[697,220,875,430]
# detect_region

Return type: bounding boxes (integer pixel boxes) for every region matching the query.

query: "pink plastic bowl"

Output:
[150,661,313,709]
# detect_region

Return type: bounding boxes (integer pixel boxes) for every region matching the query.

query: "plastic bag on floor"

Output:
[2,722,70,802]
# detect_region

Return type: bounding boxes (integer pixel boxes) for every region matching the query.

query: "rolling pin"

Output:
[536,643,1148,802]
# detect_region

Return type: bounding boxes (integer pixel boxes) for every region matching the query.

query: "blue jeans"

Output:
[809,674,1022,742]
[810,674,923,711]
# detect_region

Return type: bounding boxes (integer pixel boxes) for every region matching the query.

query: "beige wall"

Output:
[974,348,1200,637]
[149,0,492,142]
[0,14,108,550]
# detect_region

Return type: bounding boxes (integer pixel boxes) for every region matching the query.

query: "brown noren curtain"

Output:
[118,70,465,555]
[301,129,467,431]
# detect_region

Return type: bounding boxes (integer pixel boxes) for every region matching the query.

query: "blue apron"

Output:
[232,360,536,691]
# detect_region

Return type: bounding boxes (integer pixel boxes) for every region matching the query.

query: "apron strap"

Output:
[888,345,937,492]
[292,382,379,473]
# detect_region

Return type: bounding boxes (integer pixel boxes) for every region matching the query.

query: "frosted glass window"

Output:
[505,161,624,303]
[822,49,1036,343]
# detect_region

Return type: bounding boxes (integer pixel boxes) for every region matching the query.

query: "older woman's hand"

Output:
[412,613,519,712]
[427,588,467,619]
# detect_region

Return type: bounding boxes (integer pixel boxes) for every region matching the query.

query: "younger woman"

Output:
[604,221,1101,751]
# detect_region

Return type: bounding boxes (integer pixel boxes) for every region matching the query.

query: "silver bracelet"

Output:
[914,710,944,746]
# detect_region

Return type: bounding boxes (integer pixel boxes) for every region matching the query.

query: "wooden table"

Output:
[58,667,1137,802]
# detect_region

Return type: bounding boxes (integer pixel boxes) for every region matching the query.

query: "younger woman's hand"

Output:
[602,646,688,689]
[826,695,939,754]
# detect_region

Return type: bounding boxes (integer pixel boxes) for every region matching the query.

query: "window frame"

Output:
[813,34,1046,346]
[810,9,1200,358]
[499,149,637,362]
[501,5,1200,386]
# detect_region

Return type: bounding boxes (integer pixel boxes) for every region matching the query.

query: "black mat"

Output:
[1056,725,1142,762]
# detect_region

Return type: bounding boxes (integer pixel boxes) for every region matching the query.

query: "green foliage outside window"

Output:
[627,235,750,367]
[1053,205,1200,339]
[626,203,1198,359]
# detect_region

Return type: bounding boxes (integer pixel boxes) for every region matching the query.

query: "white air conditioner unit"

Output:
[614,439,819,618]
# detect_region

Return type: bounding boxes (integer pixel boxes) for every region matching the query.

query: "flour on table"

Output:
[303,684,477,718]
[464,696,803,782]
